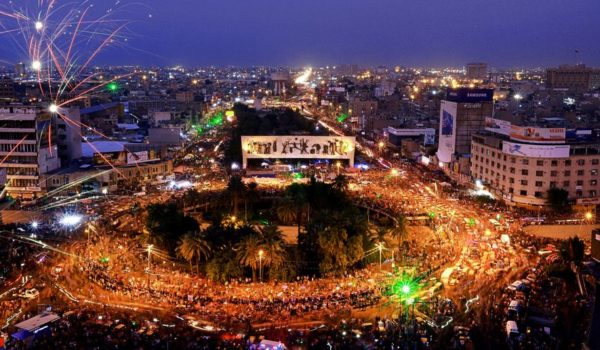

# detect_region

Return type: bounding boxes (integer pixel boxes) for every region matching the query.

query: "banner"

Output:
[502,141,570,158]
[436,101,457,163]
[127,151,150,165]
[485,117,511,136]
[509,125,565,144]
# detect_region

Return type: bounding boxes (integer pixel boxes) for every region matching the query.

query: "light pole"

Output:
[376,242,384,270]
[258,250,264,282]
[147,244,154,271]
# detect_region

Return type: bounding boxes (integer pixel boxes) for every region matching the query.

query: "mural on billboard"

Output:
[441,110,454,136]
[241,136,356,168]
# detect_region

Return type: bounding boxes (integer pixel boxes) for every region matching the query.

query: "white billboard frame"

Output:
[436,101,457,163]
[241,135,356,168]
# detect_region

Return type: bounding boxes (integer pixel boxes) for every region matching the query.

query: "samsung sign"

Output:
[502,141,570,158]
[446,88,494,103]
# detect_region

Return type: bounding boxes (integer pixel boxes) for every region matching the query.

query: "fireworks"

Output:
[0,1,144,193]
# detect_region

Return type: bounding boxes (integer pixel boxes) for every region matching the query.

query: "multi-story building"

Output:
[466,63,487,80]
[546,64,600,92]
[436,88,494,179]
[0,77,15,101]
[0,107,60,199]
[471,131,600,208]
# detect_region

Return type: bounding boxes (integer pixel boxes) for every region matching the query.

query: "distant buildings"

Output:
[546,64,600,92]
[466,63,487,80]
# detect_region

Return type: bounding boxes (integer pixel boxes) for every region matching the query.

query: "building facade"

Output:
[466,63,488,80]
[546,64,600,91]
[471,133,600,207]
[0,107,60,199]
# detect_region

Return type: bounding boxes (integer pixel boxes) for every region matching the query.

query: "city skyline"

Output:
[0,0,599,68]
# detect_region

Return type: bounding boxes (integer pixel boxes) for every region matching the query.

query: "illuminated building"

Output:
[546,64,600,92]
[0,107,60,199]
[436,88,494,180]
[471,127,600,208]
[466,63,487,80]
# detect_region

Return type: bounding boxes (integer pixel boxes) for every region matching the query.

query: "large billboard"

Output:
[485,117,511,136]
[509,125,566,144]
[502,141,570,158]
[436,101,457,163]
[386,127,436,145]
[241,136,356,168]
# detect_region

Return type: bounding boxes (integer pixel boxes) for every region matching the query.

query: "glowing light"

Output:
[101,188,108,195]
[294,67,312,85]
[31,221,39,229]
[107,82,118,92]
[231,162,240,170]
[401,285,411,294]
[35,21,43,31]
[585,212,593,220]
[336,113,348,123]
[514,94,523,100]
[31,60,42,71]
[48,104,58,113]
[59,214,83,227]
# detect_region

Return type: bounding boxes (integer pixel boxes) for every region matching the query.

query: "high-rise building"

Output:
[56,108,82,166]
[0,77,15,100]
[466,63,487,80]
[14,62,26,78]
[0,107,60,199]
[546,64,600,91]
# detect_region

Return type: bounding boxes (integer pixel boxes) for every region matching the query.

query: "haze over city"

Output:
[1,0,600,67]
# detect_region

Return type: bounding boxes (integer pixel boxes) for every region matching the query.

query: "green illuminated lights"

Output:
[107,82,119,92]
[337,113,349,123]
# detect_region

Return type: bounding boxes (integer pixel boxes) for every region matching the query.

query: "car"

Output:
[505,320,519,337]
[17,288,39,299]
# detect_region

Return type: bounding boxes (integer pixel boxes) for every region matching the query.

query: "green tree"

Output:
[332,174,349,193]
[145,203,200,255]
[276,198,297,225]
[390,215,408,254]
[176,232,212,274]
[546,187,570,211]
[257,224,286,270]
[236,235,262,281]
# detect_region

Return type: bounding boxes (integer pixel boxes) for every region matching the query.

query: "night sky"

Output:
[2,0,600,68]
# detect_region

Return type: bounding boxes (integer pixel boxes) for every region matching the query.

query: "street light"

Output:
[376,242,385,270]
[401,284,411,295]
[147,244,154,271]
[585,212,593,221]
[258,249,264,282]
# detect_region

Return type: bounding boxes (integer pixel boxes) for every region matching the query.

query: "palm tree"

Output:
[287,183,309,235]
[257,224,286,269]
[227,175,247,218]
[245,182,259,221]
[236,235,262,281]
[332,174,349,193]
[276,199,297,225]
[389,215,408,258]
[176,232,212,274]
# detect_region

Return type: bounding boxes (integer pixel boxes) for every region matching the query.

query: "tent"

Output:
[14,312,60,332]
